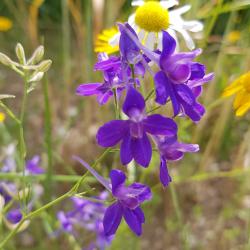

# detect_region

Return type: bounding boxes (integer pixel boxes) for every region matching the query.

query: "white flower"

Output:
[109,0,203,51]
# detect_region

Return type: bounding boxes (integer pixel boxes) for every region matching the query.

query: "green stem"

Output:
[19,74,29,211]
[113,89,119,119]
[42,76,53,200]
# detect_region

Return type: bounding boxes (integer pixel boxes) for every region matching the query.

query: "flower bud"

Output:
[15,43,26,64]
[0,94,15,100]
[28,71,44,82]
[28,45,44,65]
[0,52,14,67]
[36,59,52,72]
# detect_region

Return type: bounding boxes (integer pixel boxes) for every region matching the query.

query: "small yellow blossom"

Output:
[222,72,250,116]
[95,27,119,54]
[0,16,13,32]
[227,31,241,43]
[0,112,5,123]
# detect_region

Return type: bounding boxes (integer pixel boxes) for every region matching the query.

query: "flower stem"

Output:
[42,76,53,201]
[19,73,29,212]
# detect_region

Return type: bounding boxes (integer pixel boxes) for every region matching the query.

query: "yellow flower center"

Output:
[135,1,169,32]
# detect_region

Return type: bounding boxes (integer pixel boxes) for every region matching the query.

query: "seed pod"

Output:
[15,43,26,64]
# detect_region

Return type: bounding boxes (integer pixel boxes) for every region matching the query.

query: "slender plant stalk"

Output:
[169,184,190,250]
[42,76,53,200]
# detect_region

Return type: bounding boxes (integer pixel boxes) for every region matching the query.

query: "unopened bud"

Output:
[15,43,26,64]
[18,187,30,200]
[28,45,44,65]
[0,52,14,67]
[0,94,15,100]
[37,59,52,72]
[29,71,44,82]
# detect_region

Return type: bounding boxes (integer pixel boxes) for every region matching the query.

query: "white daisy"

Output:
[108,0,203,51]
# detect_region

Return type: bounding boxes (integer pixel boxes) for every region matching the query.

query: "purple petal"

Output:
[154,71,169,105]
[170,64,191,83]
[97,120,129,147]
[192,86,202,98]
[94,56,121,71]
[97,91,113,105]
[129,183,152,203]
[131,133,152,167]
[188,73,214,88]
[26,155,44,175]
[76,83,102,96]
[160,157,172,187]
[123,208,142,236]
[190,63,205,80]
[143,114,177,136]
[122,87,145,117]
[182,101,205,122]
[6,209,23,224]
[166,80,181,116]
[103,202,123,236]
[73,156,111,191]
[118,23,141,64]
[135,62,145,76]
[57,211,73,232]
[175,84,195,106]
[133,207,145,223]
[110,170,126,193]
[176,143,199,153]
[160,31,176,69]
[120,134,133,165]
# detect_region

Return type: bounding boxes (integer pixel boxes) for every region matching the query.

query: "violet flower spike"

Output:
[97,87,177,167]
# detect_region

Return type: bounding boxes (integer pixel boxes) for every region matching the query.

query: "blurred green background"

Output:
[0,0,250,249]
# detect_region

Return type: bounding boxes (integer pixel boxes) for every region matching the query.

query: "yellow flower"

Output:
[227,31,241,43]
[95,27,119,54]
[0,112,6,123]
[222,72,250,116]
[0,16,13,32]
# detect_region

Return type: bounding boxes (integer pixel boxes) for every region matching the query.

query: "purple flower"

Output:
[118,24,214,122]
[26,155,44,175]
[6,208,23,224]
[103,169,151,236]
[153,31,214,121]
[155,135,199,187]
[76,53,125,105]
[73,157,152,237]
[57,191,112,250]
[97,87,177,167]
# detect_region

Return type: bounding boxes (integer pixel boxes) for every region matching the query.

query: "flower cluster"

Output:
[57,192,112,250]
[75,3,213,241]
[0,145,44,230]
